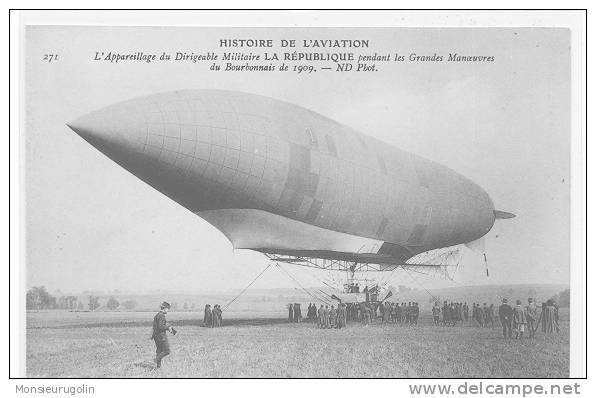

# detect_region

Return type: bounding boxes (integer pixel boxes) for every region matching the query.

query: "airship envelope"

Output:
[67,90,514,268]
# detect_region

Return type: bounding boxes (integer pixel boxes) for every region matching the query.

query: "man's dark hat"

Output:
[161,301,171,309]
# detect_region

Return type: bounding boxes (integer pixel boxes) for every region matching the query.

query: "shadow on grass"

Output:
[133,360,157,371]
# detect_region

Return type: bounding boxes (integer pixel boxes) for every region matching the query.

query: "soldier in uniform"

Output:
[336,303,346,329]
[412,302,420,325]
[440,301,448,326]
[378,302,386,324]
[364,304,372,326]
[513,299,527,339]
[449,302,457,326]
[487,304,495,328]
[498,298,513,338]
[212,304,222,327]
[329,305,337,328]
[317,304,324,328]
[294,303,302,323]
[471,302,476,324]
[403,302,408,324]
[432,302,441,325]
[543,299,559,334]
[360,303,368,326]
[203,304,212,327]
[152,301,175,369]
[389,303,396,323]
[473,303,483,327]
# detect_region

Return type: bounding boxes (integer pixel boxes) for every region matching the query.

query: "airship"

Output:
[67,90,514,275]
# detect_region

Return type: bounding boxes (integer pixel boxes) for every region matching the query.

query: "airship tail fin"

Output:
[494,210,516,219]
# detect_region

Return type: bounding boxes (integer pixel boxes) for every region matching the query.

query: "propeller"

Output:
[380,290,393,302]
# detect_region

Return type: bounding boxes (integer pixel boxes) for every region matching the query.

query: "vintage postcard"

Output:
[12,11,586,384]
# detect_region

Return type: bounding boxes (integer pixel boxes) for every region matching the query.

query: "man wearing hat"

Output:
[152,301,174,368]
[498,298,513,339]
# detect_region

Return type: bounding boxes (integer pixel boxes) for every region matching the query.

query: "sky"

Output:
[24,27,570,294]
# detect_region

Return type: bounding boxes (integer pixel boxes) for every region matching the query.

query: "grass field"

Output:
[26,309,569,378]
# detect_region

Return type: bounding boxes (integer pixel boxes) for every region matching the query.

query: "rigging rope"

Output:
[402,266,441,303]
[222,263,272,310]
[316,288,336,302]
[275,263,332,304]
[320,279,342,293]
[285,263,341,300]
[284,267,330,304]
[377,263,401,290]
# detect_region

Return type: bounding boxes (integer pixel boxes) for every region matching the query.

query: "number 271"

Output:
[43,54,58,63]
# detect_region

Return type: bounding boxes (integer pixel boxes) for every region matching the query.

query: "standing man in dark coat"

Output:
[432,302,441,326]
[337,303,347,329]
[449,303,457,326]
[471,302,477,324]
[152,301,175,369]
[329,305,337,328]
[212,304,223,327]
[379,302,387,324]
[498,298,513,338]
[323,305,330,328]
[203,304,212,327]
[487,304,495,328]
[482,303,488,326]
[294,303,302,323]
[442,301,450,326]
[317,304,324,328]
[413,302,420,325]
[473,303,483,327]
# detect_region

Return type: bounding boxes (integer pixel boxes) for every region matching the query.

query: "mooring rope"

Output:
[222,263,272,310]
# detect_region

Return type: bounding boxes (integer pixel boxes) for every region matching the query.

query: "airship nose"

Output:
[66,96,225,213]
[67,101,148,164]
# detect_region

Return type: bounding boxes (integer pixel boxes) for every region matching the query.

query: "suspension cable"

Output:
[275,263,332,305]
[402,266,441,303]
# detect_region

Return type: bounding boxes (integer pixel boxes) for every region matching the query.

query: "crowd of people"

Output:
[305,303,348,329]
[200,296,559,339]
[288,303,302,322]
[299,302,421,327]
[378,302,420,324]
[431,297,560,339]
[497,298,560,339]
[289,297,560,339]
[430,301,495,327]
[151,296,561,369]
[203,304,223,328]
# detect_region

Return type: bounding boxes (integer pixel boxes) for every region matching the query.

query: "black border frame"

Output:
[8,8,588,381]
